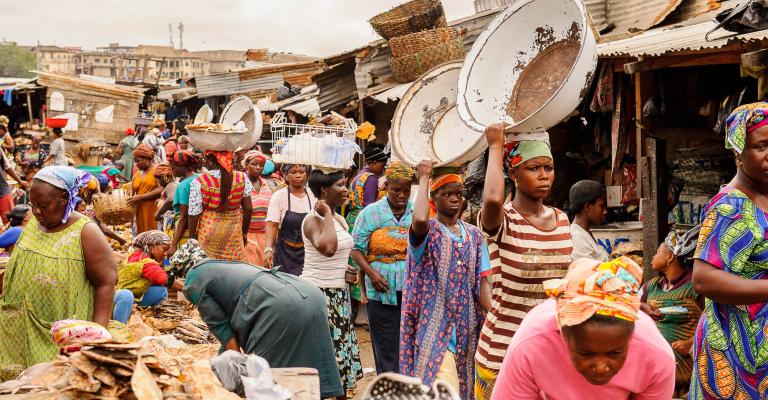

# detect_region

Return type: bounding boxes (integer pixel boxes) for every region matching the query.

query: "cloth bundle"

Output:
[51,320,112,353]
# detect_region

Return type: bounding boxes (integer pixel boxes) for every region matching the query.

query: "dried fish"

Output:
[92,366,116,387]
[80,349,135,370]
[130,358,164,400]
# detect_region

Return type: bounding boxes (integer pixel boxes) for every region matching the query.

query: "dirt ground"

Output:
[352,326,376,399]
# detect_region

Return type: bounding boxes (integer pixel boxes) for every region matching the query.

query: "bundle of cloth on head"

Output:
[241,149,268,169]
[726,101,768,154]
[543,257,642,327]
[171,150,200,171]
[428,167,463,217]
[133,230,171,255]
[364,144,389,163]
[154,162,174,181]
[169,239,208,277]
[207,150,233,172]
[384,161,415,182]
[133,142,155,159]
[503,139,553,170]
[34,166,92,223]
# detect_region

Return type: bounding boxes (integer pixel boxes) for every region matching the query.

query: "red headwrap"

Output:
[171,150,200,170]
[125,128,135,136]
[429,174,463,217]
[206,150,233,172]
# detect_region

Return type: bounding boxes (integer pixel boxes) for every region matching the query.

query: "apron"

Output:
[274,190,312,276]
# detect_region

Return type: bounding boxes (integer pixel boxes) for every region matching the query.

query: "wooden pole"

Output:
[641,138,668,282]
[156,57,166,86]
[141,56,150,83]
[25,92,33,123]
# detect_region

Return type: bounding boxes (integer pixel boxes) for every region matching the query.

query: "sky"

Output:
[2,0,476,57]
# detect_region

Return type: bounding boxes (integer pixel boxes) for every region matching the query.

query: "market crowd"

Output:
[0,102,766,400]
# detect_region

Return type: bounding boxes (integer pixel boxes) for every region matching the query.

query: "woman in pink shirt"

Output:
[491,257,675,400]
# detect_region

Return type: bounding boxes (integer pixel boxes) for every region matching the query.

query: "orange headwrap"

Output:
[154,162,174,180]
[206,150,233,172]
[543,257,643,327]
[133,143,155,160]
[428,174,463,217]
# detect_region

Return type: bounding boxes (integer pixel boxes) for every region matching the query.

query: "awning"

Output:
[371,83,411,103]
[598,21,768,58]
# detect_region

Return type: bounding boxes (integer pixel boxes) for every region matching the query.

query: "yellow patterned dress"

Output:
[0,216,93,381]
[690,187,768,399]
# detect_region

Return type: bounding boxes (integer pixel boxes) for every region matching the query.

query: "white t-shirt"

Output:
[265,187,316,224]
[301,210,353,289]
[569,223,610,262]
[50,137,68,166]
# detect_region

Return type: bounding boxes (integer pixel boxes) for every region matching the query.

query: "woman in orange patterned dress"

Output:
[128,143,163,234]
[188,151,253,261]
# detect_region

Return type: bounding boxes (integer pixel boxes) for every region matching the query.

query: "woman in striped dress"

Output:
[641,226,702,395]
[188,151,253,261]
[242,150,273,266]
[475,124,573,399]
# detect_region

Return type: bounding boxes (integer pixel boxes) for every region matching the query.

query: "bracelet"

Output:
[264,247,274,254]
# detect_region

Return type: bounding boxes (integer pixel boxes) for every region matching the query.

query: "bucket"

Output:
[391,61,485,167]
[187,97,263,151]
[457,0,598,133]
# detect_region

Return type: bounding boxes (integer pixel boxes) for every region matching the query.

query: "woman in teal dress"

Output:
[171,240,343,399]
[690,102,768,399]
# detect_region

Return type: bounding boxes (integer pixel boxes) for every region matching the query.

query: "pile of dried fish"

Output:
[0,342,199,399]
[139,300,215,345]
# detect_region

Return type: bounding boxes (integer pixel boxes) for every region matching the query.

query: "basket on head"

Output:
[369,0,447,40]
[92,189,135,225]
[389,29,465,83]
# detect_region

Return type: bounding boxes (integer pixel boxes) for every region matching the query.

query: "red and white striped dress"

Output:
[476,203,573,371]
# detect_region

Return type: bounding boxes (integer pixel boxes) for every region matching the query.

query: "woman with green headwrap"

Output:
[475,124,573,398]
[689,102,768,399]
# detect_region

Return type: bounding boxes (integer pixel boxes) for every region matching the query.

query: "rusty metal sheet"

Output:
[604,0,685,37]
[586,0,610,31]
[598,19,768,57]
[313,61,357,111]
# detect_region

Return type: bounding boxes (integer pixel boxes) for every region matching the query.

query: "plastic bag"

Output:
[210,350,292,400]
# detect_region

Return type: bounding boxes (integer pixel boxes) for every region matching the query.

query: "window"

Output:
[185,61,189,67]
[94,58,100,63]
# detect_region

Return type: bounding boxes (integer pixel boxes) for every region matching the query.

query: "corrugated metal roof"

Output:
[372,83,410,102]
[598,21,768,57]
[663,0,726,26]
[196,72,283,98]
[314,62,357,111]
[586,0,609,32]
[157,87,197,102]
[35,71,145,100]
[284,98,321,117]
[603,0,685,38]
[259,85,319,112]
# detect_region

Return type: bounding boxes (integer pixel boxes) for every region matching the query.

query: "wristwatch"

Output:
[264,247,274,254]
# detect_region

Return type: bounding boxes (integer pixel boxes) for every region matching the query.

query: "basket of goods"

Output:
[186,97,263,151]
[369,0,447,40]
[389,28,464,83]
[92,189,135,225]
[270,112,361,170]
[456,0,597,133]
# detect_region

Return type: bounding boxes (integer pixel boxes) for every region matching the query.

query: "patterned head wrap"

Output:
[133,230,171,255]
[154,162,174,180]
[169,239,208,277]
[504,140,553,169]
[241,150,268,169]
[133,143,155,160]
[725,102,768,154]
[34,166,92,223]
[385,161,415,182]
[205,150,233,172]
[543,257,642,327]
[170,150,200,170]
[664,225,700,262]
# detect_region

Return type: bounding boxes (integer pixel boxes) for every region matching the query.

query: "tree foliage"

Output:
[0,42,36,78]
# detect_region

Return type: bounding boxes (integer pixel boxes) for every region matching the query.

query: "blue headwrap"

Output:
[263,159,276,176]
[34,166,92,223]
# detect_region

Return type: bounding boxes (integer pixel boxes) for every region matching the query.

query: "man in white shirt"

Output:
[569,180,610,262]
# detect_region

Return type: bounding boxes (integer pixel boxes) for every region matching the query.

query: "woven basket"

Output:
[369,0,447,40]
[389,28,460,58]
[390,36,465,83]
[92,189,135,225]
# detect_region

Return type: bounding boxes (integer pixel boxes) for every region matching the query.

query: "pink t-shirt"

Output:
[491,300,675,400]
